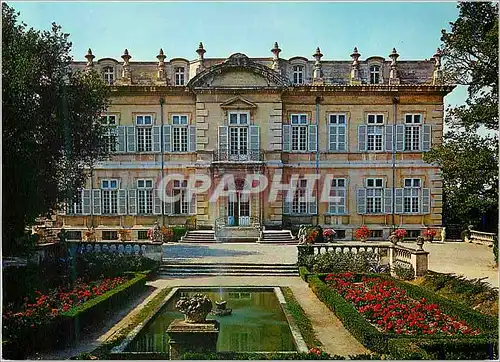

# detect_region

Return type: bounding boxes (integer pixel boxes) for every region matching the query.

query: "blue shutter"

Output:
[128,189,137,215]
[385,125,393,152]
[126,126,136,153]
[188,125,196,152]
[308,125,317,152]
[92,189,101,215]
[384,188,393,214]
[358,125,367,151]
[153,188,162,215]
[338,125,346,151]
[357,188,366,214]
[422,125,431,151]
[395,188,404,214]
[118,189,127,215]
[218,126,228,157]
[422,188,430,214]
[283,125,291,152]
[116,126,126,153]
[82,189,91,215]
[163,125,171,152]
[152,126,161,152]
[249,125,260,156]
[396,125,405,151]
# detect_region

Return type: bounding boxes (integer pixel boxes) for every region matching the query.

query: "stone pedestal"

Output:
[166,319,219,360]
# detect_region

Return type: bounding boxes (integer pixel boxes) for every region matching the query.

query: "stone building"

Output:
[60,43,453,242]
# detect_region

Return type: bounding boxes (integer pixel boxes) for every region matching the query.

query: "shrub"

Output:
[355,225,370,240]
[310,250,387,274]
[305,225,324,244]
[172,226,187,242]
[494,241,498,263]
[392,263,415,281]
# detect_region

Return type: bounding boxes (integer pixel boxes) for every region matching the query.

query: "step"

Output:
[159,272,299,277]
[160,263,297,269]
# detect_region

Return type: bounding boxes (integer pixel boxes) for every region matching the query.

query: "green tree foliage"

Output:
[2,3,110,253]
[424,2,498,231]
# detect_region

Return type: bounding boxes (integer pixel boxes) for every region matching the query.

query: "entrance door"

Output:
[227,192,250,226]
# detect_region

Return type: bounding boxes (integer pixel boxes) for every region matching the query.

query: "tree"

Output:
[424,2,498,232]
[2,3,110,253]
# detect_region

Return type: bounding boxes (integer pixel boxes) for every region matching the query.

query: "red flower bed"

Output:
[325,272,481,336]
[3,276,128,329]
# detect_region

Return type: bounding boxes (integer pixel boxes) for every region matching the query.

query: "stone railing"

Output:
[66,241,163,261]
[469,230,496,247]
[297,242,429,277]
[29,242,67,265]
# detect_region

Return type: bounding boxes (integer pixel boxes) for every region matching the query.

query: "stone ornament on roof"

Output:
[389,48,400,85]
[196,42,206,74]
[271,42,281,73]
[121,49,132,83]
[313,47,323,82]
[85,48,95,69]
[157,48,166,80]
[350,47,361,84]
[433,48,443,84]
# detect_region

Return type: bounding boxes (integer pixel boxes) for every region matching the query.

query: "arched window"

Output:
[369,65,380,84]
[293,65,304,85]
[103,66,114,85]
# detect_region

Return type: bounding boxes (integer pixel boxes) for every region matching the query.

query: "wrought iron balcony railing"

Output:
[212,149,264,162]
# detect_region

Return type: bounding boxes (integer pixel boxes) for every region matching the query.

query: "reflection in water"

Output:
[126,289,295,353]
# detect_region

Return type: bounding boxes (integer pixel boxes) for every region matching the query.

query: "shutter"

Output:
[329,125,336,151]
[164,197,173,215]
[128,189,137,215]
[153,188,162,215]
[395,188,404,214]
[92,189,102,215]
[189,194,196,215]
[219,196,226,218]
[163,125,171,152]
[385,125,393,152]
[116,126,126,153]
[384,188,393,214]
[283,190,291,215]
[249,125,260,154]
[338,125,346,151]
[82,189,91,215]
[422,188,430,214]
[422,125,431,151]
[308,124,317,152]
[152,126,161,152]
[308,196,317,215]
[126,126,136,153]
[218,126,228,155]
[358,125,367,151]
[118,189,127,215]
[188,125,196,152]
[356,188,366,214]
[338,188,346,214]
[283,125,291,152]
[396,124,405,151]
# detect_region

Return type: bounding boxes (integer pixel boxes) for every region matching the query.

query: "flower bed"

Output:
[325,272,479,336]
[304,269,498,358]
[3,273,147,359]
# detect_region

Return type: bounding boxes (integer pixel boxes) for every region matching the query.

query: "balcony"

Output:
[212,149,264,163]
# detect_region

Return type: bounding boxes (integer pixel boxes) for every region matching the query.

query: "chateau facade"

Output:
[60,43,454,241]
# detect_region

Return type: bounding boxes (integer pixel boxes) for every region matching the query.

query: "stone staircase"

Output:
[159,262,298,277]
[259,230,296,244]
[180,230,216,243]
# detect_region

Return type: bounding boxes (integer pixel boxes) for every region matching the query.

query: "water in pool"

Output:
[125,288,296,353]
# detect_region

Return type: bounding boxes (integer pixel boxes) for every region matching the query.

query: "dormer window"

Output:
[175,67,185,86]
[293,65,304,85]
[369,65,380,84]
[103,66,114,85]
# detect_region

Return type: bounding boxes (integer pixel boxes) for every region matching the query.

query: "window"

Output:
[404,114,422,151]
[137,179,153,214]
[103,66,114,85]
[292,179,308,214]
[102,231,118,240]
[101,115,117,153]
[291,114,308,152]
[101,179,118,214]
[68,191,83,214]
[292,65,304,85]
[172,115,189,152]
[403,178,421,213]
[175,67,185,86]
[366,114,384,151]
[369,65,380,84]
[371,230,383,238]
[138,230,148,240]
[66,231,82,241]
[328,114,347,151]
[136,115,153,152]
[366,178,383,214]
[329,178,347,214]
[172,180,189,215]
[228,112,249,157]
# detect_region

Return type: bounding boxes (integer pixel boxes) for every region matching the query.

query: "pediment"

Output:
[220,96,257,110]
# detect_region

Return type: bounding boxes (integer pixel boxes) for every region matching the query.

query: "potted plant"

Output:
[160,226,174,243]
[355,225,370,242]
[117,228,131,242]
[423,228,437,242]
[394,228,407,243]
[323,228,336,243]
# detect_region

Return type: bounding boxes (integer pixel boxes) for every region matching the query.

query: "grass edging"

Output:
[306,270,498,358]
[280,287,322,349]
[72,286,173,360]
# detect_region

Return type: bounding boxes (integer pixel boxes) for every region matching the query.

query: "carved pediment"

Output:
[188,53,291,89]
[220,96,257,110]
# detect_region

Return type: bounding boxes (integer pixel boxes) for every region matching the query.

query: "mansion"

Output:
[59,42,454,241]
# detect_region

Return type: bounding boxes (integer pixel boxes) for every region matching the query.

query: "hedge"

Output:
[305,270,498,357]
[58,273,148,346]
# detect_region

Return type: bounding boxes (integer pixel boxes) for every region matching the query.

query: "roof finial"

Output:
[196,42,206,59]
[271,42,282,73]
[85,48,95,68]
[350,47,361,84]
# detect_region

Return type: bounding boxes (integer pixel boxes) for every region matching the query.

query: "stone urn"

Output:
[389,232,399,245]
[416,236,425,251]
[175,294,213,324]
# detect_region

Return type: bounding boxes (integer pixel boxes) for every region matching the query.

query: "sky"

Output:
[9,1,467,108]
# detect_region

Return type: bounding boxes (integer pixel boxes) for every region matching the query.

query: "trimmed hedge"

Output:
[58,273,147,346]
[306,270,498,357]
[298,266,312,282]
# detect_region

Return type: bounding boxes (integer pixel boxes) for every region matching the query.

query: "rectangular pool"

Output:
[123,287,300,354]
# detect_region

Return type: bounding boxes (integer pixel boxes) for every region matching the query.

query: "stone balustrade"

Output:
[66,241,163,261]
[297,242,429,277]
[469,230,497,247]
